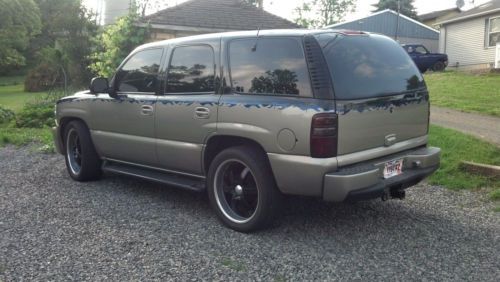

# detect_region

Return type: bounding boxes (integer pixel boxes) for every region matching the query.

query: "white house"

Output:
[438,0,500,70]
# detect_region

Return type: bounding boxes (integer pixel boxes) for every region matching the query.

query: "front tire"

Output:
[207,146,282,232]
[64,121,102,181]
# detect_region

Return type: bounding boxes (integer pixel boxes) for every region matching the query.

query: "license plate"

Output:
[383,159,403,179]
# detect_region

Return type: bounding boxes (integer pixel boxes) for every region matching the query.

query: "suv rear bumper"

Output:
[268,146,440,202]
[323,146,440,202]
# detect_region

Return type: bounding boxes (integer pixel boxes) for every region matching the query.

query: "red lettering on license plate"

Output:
[383,159,403,179]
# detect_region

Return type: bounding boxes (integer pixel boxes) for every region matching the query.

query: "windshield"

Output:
[315,33,425,100]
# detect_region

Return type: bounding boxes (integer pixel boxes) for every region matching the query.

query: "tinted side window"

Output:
[115,48,163,93]
[229,38,311,96]
[166,45,215,93]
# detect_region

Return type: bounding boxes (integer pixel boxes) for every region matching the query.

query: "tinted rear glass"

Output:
[315,33,425,100]
[229,38,311,96]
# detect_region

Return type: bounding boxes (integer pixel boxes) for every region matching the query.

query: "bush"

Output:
[15,90,65,128]
[15,100,54,128]
[0,105,16,124]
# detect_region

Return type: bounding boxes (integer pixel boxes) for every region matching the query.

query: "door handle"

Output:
[141,105,154,115]
[194,107,210,119]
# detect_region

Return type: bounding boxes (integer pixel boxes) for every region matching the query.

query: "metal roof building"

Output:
[324,9,440,52]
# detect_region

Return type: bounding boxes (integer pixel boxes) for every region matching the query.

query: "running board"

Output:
[102,161,206,192]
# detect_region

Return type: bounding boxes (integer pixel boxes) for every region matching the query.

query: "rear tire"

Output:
[207,145,282,232]
[63,121,102,181]
[432,61,445,72]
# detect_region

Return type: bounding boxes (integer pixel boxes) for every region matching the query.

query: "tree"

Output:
[244,0,264,8]
[0,0,41,74]
[136,0,166,16]
[372,0,418,20]
[250,69,300,94]
[294,0,356,28]
[89,5,149,78]
[27,0,98,86]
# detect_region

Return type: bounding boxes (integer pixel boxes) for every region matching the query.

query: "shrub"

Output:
[15,90,65,128]
[0,105,16,124]
[15,100,54,128]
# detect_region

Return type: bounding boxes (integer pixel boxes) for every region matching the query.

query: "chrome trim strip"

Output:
[104,158,206,179]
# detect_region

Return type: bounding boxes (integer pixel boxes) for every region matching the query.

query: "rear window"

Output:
[315,33,425,100]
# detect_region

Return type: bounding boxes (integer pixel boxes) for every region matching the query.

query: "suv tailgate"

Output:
[316,32,429,156]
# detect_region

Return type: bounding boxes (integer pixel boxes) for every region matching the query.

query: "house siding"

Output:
[441,12,499,68]
[329,10,439,52]
[421,10,461,29]
[332,11,438,40]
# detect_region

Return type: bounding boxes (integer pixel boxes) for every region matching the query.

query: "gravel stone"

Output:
[1,146,499,281]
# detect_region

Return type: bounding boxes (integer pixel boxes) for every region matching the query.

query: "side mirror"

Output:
[89,77,109,94]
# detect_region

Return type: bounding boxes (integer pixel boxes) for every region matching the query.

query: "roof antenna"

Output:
[251,26,262,52]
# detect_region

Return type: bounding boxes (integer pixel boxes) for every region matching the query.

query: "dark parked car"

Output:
[402,44,448,73]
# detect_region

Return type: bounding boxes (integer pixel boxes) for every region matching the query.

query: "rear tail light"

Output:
[310,113,338,158]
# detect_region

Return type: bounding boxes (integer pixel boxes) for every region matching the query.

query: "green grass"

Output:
[428,125,500,201]
[0,75,25,86]
[0,126,54,153]
[424,71,500,117]
[0,84,46,112]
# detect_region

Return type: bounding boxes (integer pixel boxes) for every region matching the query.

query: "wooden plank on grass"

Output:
[460,161,500,180]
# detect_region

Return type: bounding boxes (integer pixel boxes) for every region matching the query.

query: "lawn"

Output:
[0,76,46,112]
[428,125,500,202]
[0,126,53,152]
[424,71,500,117]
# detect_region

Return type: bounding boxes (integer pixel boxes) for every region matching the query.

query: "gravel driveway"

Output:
[1,146,499,281]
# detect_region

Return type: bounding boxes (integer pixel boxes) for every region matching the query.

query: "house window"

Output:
[488,16,500,47]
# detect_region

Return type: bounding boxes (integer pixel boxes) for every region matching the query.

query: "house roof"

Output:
[142,0,301,31]
[418,7,461,21]
[437,0,500,25]
[325,9,438,33]
[324,9,439,40]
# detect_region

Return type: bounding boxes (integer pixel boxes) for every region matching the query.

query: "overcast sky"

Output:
[84,0,491,23]
[266,0,490,21]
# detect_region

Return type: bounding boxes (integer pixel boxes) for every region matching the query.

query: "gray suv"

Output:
[53,30,440,232]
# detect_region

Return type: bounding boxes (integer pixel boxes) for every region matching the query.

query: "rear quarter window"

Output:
[316,33,425,100]
[228,37,312,97]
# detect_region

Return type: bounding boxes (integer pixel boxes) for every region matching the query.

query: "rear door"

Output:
[155,41,220,175]
[316,33,429,156]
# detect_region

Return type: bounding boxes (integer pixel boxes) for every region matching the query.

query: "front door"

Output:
[413,46,432,70]
[155,43,220,175]
[90,48,165,167]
